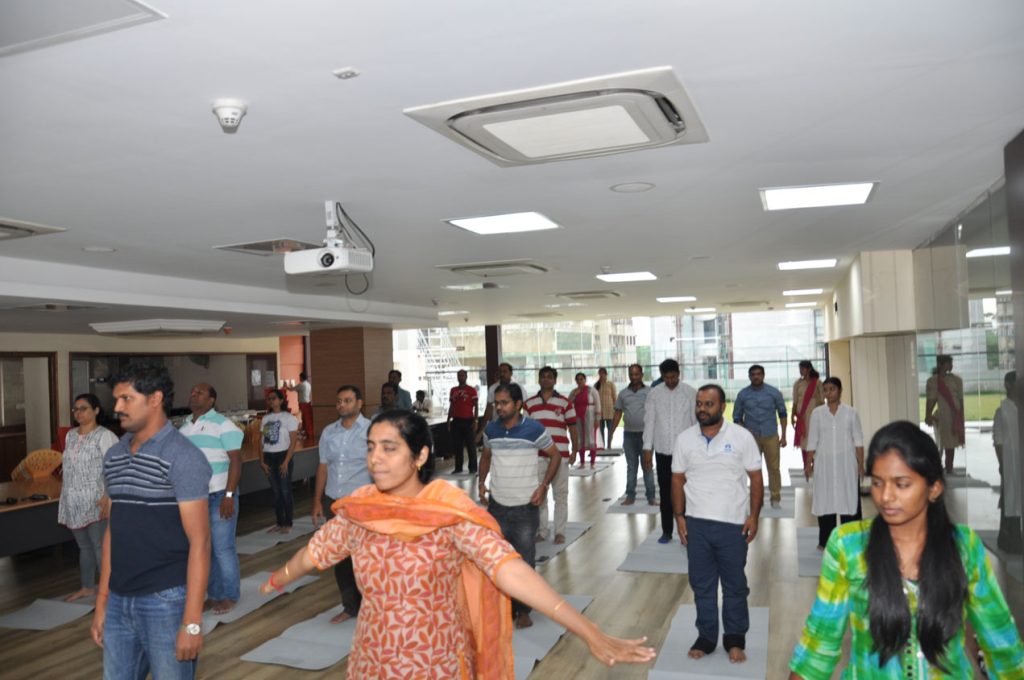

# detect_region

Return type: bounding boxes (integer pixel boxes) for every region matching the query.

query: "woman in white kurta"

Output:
[806,377,864,549]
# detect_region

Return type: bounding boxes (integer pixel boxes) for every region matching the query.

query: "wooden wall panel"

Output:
[309,327,394,438]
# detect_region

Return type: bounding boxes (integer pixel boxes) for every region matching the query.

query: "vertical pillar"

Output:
[308,327,393,439]
[1005,127,1024,583]
[484,325,502,387]
[849,334,918,445]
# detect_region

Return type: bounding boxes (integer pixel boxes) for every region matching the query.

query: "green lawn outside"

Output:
[721,394,1005,426]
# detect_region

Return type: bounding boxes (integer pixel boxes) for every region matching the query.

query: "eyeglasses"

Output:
[71,406,93,413]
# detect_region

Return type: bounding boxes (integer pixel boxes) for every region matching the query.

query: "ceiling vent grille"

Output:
[11,303,105,312]
[555,290,622,301]
[214,238,321,256]
[721,300,770,309]
[0,217,66,241]
[512,312,563,319]
[405,67,708,166]
[437,260,549,278]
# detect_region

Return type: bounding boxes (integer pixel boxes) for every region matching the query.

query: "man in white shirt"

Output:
[643,358,697,543]
[672,384,763,664]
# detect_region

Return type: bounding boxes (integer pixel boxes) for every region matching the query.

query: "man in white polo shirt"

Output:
[179,382,244,615]
[671,383,763,665]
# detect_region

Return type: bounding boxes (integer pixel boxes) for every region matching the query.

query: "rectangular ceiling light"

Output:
[685,307,716,313]
[596,271,657,283]
[760,182,876,211]
[785,302,818,308]
[437,310,469,316]
[657,296,697,303]
[446,211,559,235]
[777,259,838,271]
[996,290,1012,296]
[966,246,1010,258]
[783,288,824,296]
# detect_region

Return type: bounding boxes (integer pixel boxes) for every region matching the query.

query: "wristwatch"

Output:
[225,491,235,498]
[183,622,201,635]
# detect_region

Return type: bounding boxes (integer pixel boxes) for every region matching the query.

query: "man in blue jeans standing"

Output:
[92,364,212,679]
[180,383,243,615]
[609,363,655,506]
[672,384,763,664]
[478,383,561,629]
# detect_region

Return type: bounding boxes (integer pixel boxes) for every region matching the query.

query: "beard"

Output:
[697,412,722,426]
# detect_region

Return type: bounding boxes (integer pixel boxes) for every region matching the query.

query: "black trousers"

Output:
[323,496,361,615]
[656,452,674,538]
[817,496,862,549]
[450,417,477,472]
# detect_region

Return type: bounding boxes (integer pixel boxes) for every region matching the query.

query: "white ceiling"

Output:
[1,0,1023,336]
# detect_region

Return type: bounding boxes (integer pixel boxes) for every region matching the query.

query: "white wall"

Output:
[23,357,51,450]
[164,355,249,410]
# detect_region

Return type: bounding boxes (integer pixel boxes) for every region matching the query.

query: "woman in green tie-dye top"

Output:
[790,421,1023,679]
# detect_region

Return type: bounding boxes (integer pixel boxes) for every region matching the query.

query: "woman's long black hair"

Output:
[370,409,434,483]
[864,421,966,671]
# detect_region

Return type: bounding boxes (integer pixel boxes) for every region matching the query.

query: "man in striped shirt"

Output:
[479,383,561,629]
[524,366,578,544]
[179,383,244,615]
[93,363,211,679]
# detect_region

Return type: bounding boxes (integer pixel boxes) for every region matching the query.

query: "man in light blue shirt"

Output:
[312,384,372,624]
[732,364,788,508]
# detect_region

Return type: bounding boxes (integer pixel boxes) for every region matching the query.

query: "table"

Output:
[0,478,72,557]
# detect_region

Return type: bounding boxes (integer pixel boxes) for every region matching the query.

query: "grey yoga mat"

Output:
[617,528,689,574]
[760,487,796,519]
[606,496,661,514]
[240,603,356,670]
[236,516,318,555]
[568,460,615,477]
[535,522,592,563]
[201,570,318,634]
[0,597,94,631]
[648,605,770,679]
[796,526,824,577]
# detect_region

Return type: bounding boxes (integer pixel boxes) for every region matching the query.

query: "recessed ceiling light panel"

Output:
[657,296,697,303]
[760,182,876,211]
[777,259,838,271]
[782,288,824,296]
[596,271,657,283]
[785,302,819,308]
[685,307,716,313]
[446,212,559,235]
[965,246,1010,258]
[404,67,708,166]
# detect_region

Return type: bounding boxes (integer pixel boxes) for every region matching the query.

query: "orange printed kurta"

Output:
[307,504,517,679]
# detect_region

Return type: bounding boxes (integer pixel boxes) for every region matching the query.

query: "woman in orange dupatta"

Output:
[262,410,655,679]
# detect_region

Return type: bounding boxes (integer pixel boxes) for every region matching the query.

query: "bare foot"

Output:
[279,526,293,534]
[728,647,747,663]
[534,534,547,543]
[648,500,659,506]
[203,598,215,611]
[621,498,635,506]
[688,648,707,659]
[266,526,281,534]
[554,534,566,544]
[212,599,236,615]
[65,588,96,602]
[515,612,533,629]
[330,611,353,624]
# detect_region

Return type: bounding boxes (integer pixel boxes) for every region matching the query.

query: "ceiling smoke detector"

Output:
[212,98,248,133]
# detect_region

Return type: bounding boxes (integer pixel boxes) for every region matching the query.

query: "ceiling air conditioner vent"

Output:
[0,217,66,241]
[214,238,321,256]
[405,67,708,166]
[437,260,549,278]
[11,303,105,312]
[721,300,770,309]
[512,312,563,319]
[555,290,622,301]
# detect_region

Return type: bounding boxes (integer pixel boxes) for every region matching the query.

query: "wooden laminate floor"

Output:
[1,454,1021,679]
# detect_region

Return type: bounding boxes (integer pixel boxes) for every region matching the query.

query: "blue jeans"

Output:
[686,516,750,647]
[207,491,240,602]
[103,585,196,680]
[487,499,538,616]
[263,451,293,527]
[623,432,655,502]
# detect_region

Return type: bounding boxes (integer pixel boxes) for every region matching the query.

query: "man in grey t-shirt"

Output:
[609,363,655,505]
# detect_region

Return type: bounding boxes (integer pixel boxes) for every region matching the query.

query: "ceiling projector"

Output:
[284,246,373,275]
[284,201,375,275]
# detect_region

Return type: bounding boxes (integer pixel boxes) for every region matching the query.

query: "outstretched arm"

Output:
[494,559,656,666]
